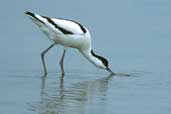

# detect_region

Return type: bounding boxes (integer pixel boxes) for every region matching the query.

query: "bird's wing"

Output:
[25,11,87,35]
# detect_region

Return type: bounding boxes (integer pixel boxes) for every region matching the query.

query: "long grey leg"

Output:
[41,43,56,75]
[59,49,67,75]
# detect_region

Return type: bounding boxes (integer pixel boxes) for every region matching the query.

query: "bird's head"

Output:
[91,50,115,75]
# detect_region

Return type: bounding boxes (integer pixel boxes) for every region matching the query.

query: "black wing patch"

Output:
[58,18,87,34]
[26,11,86,35]
[42,16,74,34]
[72,21,87,33]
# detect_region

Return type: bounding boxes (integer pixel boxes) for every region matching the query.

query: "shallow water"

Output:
[0,69,171,114]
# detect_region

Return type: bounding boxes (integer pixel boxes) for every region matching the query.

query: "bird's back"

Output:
[25,11,91,49]
[25,12,87,35]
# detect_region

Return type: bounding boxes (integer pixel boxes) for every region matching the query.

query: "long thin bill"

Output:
[107,68,115,75]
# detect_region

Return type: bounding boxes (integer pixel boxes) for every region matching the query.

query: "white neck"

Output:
[79,48,105,69]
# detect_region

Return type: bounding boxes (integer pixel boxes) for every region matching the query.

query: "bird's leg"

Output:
[41,43,56,76]
[59,49,66,75]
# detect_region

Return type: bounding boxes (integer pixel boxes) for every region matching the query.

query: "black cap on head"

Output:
[91,50,115,75]
[91,50,108,68]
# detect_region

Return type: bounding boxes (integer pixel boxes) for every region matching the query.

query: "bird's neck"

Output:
[80,48,101,67]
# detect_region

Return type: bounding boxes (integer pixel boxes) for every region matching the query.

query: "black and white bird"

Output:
[25,11,115,76]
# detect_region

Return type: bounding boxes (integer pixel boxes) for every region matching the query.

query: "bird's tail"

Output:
[25,11,45,24]
[25,11,35,18]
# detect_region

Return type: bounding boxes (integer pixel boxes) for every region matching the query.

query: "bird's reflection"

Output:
[35,73,114,114]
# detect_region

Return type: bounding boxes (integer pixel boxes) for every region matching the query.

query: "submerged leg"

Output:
[41,43,56,75]
[59,49,67,75]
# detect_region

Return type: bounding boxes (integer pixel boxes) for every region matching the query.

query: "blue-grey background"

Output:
[0,0,171,114]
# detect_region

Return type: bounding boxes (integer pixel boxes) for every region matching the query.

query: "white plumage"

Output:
[25,11,114,76]
[52,19,85,34]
